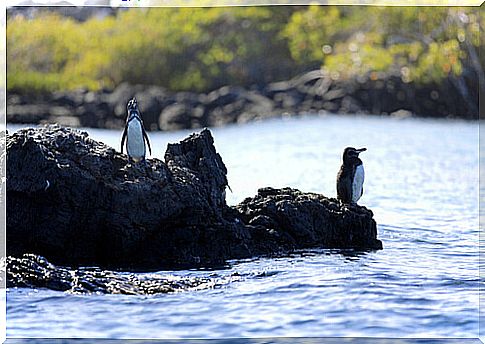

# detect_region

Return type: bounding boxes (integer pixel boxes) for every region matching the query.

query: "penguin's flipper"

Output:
[336,167,352,204]
[121,125,128,154]
[343,183,352,204]
[142,127,152,155]
[337,179,352,204]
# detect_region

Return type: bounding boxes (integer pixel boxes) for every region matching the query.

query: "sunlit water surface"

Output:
[7,114,480,338]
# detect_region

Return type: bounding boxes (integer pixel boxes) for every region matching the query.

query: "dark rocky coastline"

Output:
[7,70,478,132]
[7,125,382,277]
[6,254,243,294]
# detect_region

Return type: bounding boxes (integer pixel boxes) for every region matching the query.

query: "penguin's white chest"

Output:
[126,120,145,162]
[352,164,365,203]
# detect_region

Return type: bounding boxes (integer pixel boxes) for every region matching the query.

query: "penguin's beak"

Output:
[356,148,367,153]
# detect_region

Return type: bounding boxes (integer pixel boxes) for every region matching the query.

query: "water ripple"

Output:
[7,115,479,338]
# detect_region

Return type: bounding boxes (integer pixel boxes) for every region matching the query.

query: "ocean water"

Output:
[6,114,480,339]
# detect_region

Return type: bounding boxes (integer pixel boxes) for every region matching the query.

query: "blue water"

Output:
[6,114,480,339]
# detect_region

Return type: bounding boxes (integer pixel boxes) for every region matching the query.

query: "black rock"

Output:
[236,187,382,251]
[134,86,174,131]
[159,103,199,131]
[6,67,479,131]
[6,253,234,294]
[205,87,275,126]
[7,125,382,272]
[7,104,53,123]
[7,125,247,270]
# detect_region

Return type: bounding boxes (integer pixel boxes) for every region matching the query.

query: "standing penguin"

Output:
[336,147,367,204]
[121,97,152,163]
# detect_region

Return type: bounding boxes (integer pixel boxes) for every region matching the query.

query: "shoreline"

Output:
[7,70,479,131]
[7,110,479,137]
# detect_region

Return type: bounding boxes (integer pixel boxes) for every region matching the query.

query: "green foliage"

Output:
[284,6,482,85]
[6,6,484,93]
[281,5,341,65]
[8,14,78,91]
[323,33,392,80]
[414,40,464,83]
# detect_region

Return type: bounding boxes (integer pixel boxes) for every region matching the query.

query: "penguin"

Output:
[121,97,152,163]
[336,147,367,204]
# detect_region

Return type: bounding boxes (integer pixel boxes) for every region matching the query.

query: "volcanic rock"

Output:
[7,125,382,272]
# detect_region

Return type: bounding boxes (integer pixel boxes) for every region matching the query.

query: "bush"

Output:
[6,6,484,93]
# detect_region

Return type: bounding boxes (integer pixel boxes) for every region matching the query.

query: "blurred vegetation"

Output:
[6,6,484,94]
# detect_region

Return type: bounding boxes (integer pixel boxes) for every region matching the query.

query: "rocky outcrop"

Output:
[236,187,382,252]
[7,125,382,273]
[7,125,249,270]
[5,254,242,294]
[7,83,276,131]
[7,70,477,131]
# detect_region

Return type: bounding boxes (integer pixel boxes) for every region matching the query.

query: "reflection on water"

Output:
[6,114,479,338]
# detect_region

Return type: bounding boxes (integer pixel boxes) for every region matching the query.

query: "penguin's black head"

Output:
[127,97,138,112]
[343,147,366,164]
